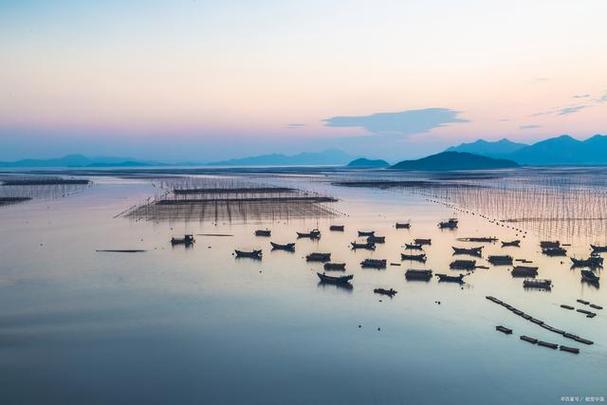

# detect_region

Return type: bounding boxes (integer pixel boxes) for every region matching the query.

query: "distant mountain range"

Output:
[447,134,607,165]
[346,158,390,168]
[390,151,519,171]
[207,149,352,166]
[0,154,161,168]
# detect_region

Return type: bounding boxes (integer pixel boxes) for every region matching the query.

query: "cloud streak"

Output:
[558,105,587,115]
[323,108,467,136]
[520,124,541,130]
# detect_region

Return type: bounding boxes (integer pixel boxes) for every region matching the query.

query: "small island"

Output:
[346,158,390,168]
[390,151,519,171]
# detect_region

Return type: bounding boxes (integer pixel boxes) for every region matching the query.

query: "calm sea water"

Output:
[0,171,605,404]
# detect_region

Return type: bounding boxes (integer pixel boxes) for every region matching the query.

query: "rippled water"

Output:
[0,171,605,404]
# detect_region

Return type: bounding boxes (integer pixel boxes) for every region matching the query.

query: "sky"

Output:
[1,0,607,162]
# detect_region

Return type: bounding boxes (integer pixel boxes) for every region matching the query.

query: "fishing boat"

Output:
[270,242,295,252]
[373,288,397,297]
[234,249,262,259]
[405,243,423,250]
[395,222,411,229]
[438,218,458,229]
[511,266,539,278]
[457,237,498,243]
[329,225,345,231]
[324,262,346,271]
[171,234,195,246]
[570,256,603,268]
[540,240,560,249]
[361,259,387,269]
[452,246,483,257]
[358,230,375,237]
[414,238,432,245]
[436,273,465,283]
[449,260,476,270]
[306,252,331,262]
[488,255,513,265]
[367,235,385,244]
[581,270,600,284]
[351,241,376,250]
[542,246,567,256]
[405,269,433,281]
[496,325,512,334]
[590,244,607,253]
[501,240,520,247]
[400,253,427,262]
[523,279,552,290]
[297,229,321,239]
[255,229,271,237]
[317,272,353,285]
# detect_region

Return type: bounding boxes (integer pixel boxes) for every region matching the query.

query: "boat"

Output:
[306,252,331,262]
[358,230,375,237]
[171,234,195,246]
[438,218,458,229]
[496,325,512,335]
[324,262,346,271]
[367,235,385,244]
[405,269,433,281]
[395,222,411,229]
[255,229,271,237]
[400,253,427,262]
[234,249,262,259]
[436,273,465,283]
[559,345,580,354]
[523,279,552,290]
[511,266,539,278]
[270,242,295,252]
[488,255,513,265]
[581,270,600,284]
[542,246,567,256]
[329,225,344,231]
[361,259,387,269]
[317,272,353,285]
[520,335,538,344]
[457,237,498,243]
[570,256,603,268]
[373,288,397,297]
[449,260,476,270]
[297,229,321,239]
[414,238,432,245]
[590,244,607,253]
[540,240,560,249]
[501,240,520,247]
[405,243,423,250]
[351,241,376,250]
[452,246,483,257]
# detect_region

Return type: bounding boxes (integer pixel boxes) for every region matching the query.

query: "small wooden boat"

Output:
[358,230,375,237]
[405,269,433,281]
[395,222,410,229]
[401,253,427,263]
[324,262,346,271]
[374,288,397,297]
[542,246,567,256]
[520,335,538,344]
[414,238,432,245]
[589,303,603,310]
[537,341,558,349]
[234,249,262,259]
[560,304,574,310]
[317,272,353,284]
[581,270,600,284]
[559,345,580,354]
[457,237,498,243]
[361,259,387,269]
[511,265,539,278]
[496,325,512,335]
[501,240,520,247]
[255,229,271,237]
[306,252,331,262]
[523,279,552,290]
[590,244,607,253]
[270,242,295,252]
[329,225,345,231]
[405,243,423,250]
[367,235,385,244]
[297,229,321,239]
[351,241,376,250]
[171,234,195,246]
[571,256,603,268]
[452,246,483,257]
[436,273,465,283]
[540,240,560,249]
[449,260,476,270]
[438,218,458,229]
[576,299,590,305]
[488,255,513,265]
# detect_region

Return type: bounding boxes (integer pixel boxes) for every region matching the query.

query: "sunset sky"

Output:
[1,0,607,161]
